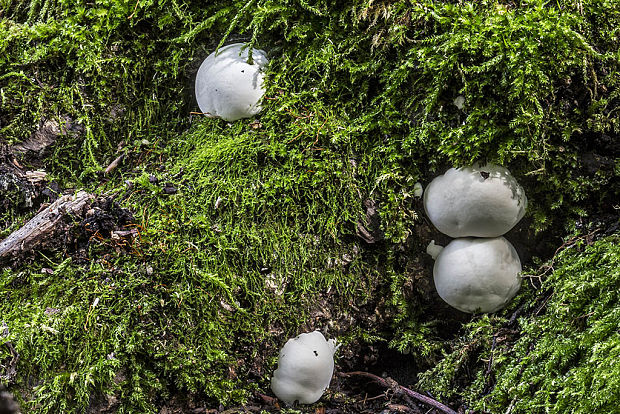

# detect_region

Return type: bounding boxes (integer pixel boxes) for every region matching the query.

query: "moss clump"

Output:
[0,120,382,411]
[1,0,619,412]
[418,232,620,413]
[2,0,618,229]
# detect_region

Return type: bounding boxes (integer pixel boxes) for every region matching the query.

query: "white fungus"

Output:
[433,237,522,313]
[423,164,527,238]
[426,240,444,260]
[271,331,338,405]
[195,43,268,122]
[413,182,424,198]
[453,95,465,110]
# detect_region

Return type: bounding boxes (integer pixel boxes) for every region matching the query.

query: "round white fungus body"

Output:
[424,164,527,238]
[195,43,268,122]
[433,237,522,313]
[271,331,337,405]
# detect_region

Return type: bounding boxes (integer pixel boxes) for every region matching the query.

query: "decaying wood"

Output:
[0,169,47,209]
[23,170,47,183]
[1,144,53,214]
[10,116,82,157]
[10,119,60,155]
[0,191,93,264]
[0,164,47,210]
[356,199,384,244]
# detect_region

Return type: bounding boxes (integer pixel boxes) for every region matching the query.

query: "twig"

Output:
[313,118,327,146]
[358,393,388,403]
[127,0,140,19]
[485,335,497,377]
[339,371,458,414]
[104,154,124,175]
[287,128,306,143]
[508,303,525,326]
[534,292,554,316]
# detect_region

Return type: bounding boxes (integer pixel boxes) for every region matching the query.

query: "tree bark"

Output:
[0,191,93,265]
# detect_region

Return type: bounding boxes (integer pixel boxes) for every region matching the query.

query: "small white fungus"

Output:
[454,95,465,110]
[195,43,268,122]
[433,237,522,313]
[413,182,424,198]
[424,164,527,238]
[426,240,444,260]
[271,331,338,405]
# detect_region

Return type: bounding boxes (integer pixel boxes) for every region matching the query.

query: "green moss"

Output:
[418,233,620,413]
[2,0,618,227]
[1,0,619,412]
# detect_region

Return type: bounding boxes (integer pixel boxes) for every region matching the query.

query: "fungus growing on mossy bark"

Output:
[195,43,268,122]
[271,331,338,405]
[431,237,522,313]
[424,165,527,238]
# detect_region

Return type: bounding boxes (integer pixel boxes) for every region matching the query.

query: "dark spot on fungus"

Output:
[313,350,318,356]
[480,171,490,180]
[241,70,245,73]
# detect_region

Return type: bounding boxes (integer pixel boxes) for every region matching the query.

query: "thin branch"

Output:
[339,371,458,414]
[104,154,124,175]
[127,0,140,19]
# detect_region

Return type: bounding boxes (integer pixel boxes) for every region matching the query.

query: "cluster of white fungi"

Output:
[424,165,527,313]
[194,44,528,406]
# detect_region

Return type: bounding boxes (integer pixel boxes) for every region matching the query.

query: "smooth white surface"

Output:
[195,43,268,121]
[433,237,522,313]
[424,164,527,238]
[271,331,337,405]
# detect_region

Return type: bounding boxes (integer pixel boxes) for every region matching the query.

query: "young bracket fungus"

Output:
[271,331,338,405]
[424,164,527,238]
[431,237,522,313]
[195,43,268,122]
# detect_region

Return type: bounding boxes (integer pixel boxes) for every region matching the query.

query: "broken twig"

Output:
[339,371,458,414]
[104,154,124,175]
